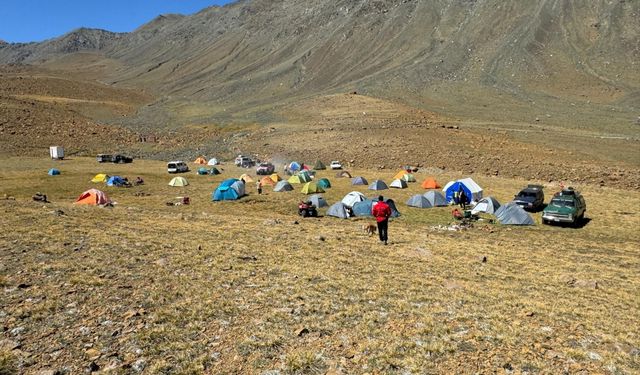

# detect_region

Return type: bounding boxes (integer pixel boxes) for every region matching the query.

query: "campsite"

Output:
[1,156,639,374]
[1,0,639,373]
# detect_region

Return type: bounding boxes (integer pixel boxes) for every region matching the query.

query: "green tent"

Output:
[301,182,325,195]
[313,160,326,170]
[298,171,312,182]
[317,178,331,189]
[209,167,221,175]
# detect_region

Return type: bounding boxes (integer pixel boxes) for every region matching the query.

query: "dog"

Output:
[362,223,377,236]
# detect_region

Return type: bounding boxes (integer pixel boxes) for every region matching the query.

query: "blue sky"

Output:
[0,0,233,43]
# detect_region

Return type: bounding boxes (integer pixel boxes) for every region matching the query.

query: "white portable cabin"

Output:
[49,146,64,160]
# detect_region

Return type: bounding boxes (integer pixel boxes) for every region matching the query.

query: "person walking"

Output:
[372,195,392,245]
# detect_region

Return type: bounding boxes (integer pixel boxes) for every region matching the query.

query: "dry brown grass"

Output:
[1,157,639,374]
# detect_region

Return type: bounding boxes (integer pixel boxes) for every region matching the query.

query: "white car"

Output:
[330,161,343,170]
[167,161,189,173]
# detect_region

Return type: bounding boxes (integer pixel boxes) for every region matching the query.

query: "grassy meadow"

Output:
[1,157,639,374]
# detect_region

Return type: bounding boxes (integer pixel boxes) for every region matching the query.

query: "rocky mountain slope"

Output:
[1,0,638,131]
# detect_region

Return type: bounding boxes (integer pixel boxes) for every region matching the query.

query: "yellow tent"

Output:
[301,182,325,195]
[270,173,282,182]
[194,156,207,165]
[240,174,254,183]
[91,173,109,183]
[393,170,408,180]
[288,175,302,184]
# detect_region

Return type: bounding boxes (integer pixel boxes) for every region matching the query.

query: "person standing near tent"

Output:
[256,181,262,195]
[459,188,467,210]
[372,195,392,245]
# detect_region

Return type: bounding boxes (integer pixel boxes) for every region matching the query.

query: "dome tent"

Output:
[74,189,111,206]
[327,202,349,219]
[390,179,408,189]
[368,180,388,191]
[212,179,245,201]
[423,191,448,207]
[48,168,60,176]
[406,194,432,208]
[351,176,368,185]
[274,180,294,192]
[169,177,189,187]
[341,191,366,208]
[494,202,534,225]
[471,196,501,215]
[308,194,328,208]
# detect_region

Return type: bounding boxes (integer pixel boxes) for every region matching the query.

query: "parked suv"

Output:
[513,184,545,211]
[96,154,112,163]
[234,155,255,168]
[167,161,189,174]
[111,154,133,163]
[330,161,343,170]
[256,162,275,175]
[542,188,586,226]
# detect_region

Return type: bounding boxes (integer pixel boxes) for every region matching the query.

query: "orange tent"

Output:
[260,176,276,186]
[421,177,441,189]
[194,156,207,165]
[393,170,409,180]
[74,188,111,205]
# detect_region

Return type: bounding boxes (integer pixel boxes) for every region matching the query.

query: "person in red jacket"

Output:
[372,195,392,245]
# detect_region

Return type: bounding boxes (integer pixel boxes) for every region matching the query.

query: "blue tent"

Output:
[106,176,126,187]
[351,176,368,185]
[212,178,245,201]
[316,178,331,189]
[352,199,374,217]
[289,162,301,172]
[197,167,209,175]
[443,178,483,204]
[47,168,60,176]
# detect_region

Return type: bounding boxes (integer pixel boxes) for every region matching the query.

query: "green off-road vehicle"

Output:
[542,188,586,227]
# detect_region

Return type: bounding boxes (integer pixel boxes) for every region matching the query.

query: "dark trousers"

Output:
[377,219,388,243]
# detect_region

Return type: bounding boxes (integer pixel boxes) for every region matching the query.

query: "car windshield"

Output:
[550,198,574,207]
[518,191,537,198]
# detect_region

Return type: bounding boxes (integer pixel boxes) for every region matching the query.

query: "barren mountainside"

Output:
[1,0,638,129]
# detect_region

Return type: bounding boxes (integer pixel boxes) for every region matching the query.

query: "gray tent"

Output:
[390,179,408,189]
[368,180,388,191]
[471,196,501,214]
[308,194,328,208]
[351,176,368,185]
[406,194,433,208]
[274,180,294,192]
[423,191,448,207]
[495,202,534,225]
[327,202,349,219]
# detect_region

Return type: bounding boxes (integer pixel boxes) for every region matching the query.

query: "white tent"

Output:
[471,196,501,215]
[341,191,366,208]
[390,179,408,189]
[207,158,219,166]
